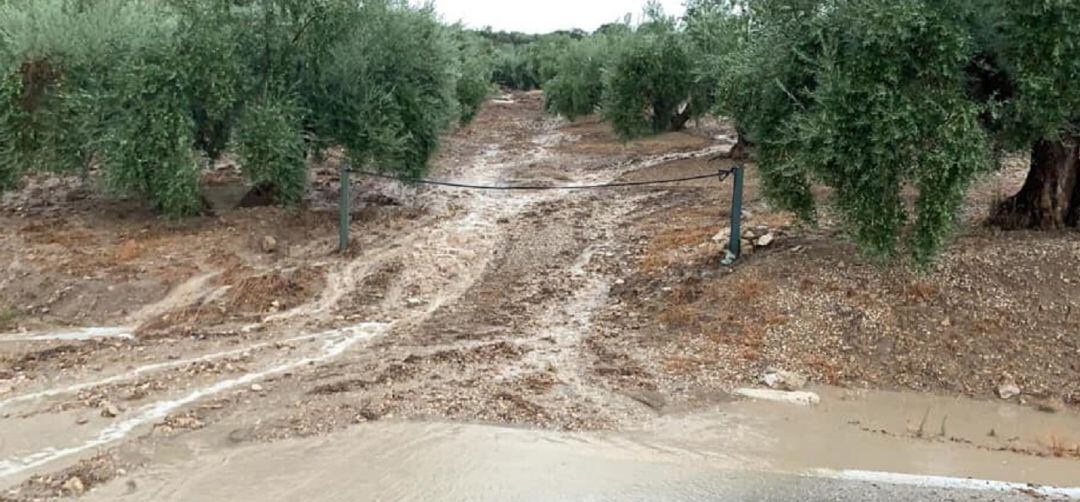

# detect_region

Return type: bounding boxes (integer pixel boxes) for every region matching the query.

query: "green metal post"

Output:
[721,165,744,266]
[339,161,351,253]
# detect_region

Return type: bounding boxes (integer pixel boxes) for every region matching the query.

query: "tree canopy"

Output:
[532,0,1080,263]
[0,0,492,216]
[540,4,722,139]
[2,0,1078,264]
[717,0,1080,264]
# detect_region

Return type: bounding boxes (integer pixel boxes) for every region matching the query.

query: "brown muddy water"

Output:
[78,387,1080,501]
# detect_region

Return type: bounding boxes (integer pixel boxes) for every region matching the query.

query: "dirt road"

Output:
[1,92,1079,499]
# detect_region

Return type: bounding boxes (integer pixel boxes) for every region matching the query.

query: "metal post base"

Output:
[721,165,745,266]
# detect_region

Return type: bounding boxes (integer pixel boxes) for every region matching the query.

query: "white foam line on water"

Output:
[808,469,1080,499]
[0,322,388,479]
[0,326,376,411]
[0,327,135,342]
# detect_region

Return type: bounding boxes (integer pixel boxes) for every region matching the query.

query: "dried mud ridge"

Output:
[2,91,1079,498]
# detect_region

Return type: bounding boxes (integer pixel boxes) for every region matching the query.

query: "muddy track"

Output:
[3,94,1080,501]
[0,93,731,495]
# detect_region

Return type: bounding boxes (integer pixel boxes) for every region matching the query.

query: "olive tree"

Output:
[451,29,495,125]
[601,7,695,139]
[682,0,745,122]
[492,45,539,90]
[0,0,478,216]
[717,0,1079,264]
[301,1,459,179]
[543,35,618,121]
[489,33,570,91]
[982,0,1080,230]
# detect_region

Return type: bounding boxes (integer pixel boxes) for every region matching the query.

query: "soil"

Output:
[0,91,1078,499]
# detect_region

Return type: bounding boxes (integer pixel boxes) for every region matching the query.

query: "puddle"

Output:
[84,422,747,502]
[636,387,1080,488]
[82,406,1080,502]
[0,323,388,480]
[0,327,134,343]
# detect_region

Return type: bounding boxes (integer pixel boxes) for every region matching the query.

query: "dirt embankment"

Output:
[0,91,1078,500]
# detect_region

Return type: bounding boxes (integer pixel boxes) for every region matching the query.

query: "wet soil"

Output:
[78,389,1080,501]
[0,91,1078,499]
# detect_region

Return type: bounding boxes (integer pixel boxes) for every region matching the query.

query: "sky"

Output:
[428,0,687,34]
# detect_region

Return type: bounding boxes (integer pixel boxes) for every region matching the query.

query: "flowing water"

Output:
[0,327,134,343]
[80,387,1080,501]
[0,323,389,479]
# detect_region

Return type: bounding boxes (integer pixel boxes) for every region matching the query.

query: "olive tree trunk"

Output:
[670,104,692,132]
[992,138,1080,229]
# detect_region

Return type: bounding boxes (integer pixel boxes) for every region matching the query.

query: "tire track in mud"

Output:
[0,116,566,487]
[0,98,732,489]
[511,194,663,418]
[330,135,734,428]
[270,131,732,332]
[494,191,658,420]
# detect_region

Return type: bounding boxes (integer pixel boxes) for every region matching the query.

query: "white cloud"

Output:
[428,0,687,34]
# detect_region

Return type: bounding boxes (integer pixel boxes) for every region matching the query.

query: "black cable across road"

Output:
[352,168,733,191]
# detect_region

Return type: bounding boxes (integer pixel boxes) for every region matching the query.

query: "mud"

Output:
[1,91,1078,500]
[0,324,387,480]
[79,388,1080,501]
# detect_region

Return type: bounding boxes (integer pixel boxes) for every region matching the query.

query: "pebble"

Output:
[740,239,754,255]
[712,228,731,243]
[251,384,264,392]
[997,380,1021,400]
[1035,397,1064,414]
[101,401,121,418]
[762,369,808,391]
[735,388,820,406]
[261,235,278,254]
[755,233,775,247]
[62,477,85,496]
